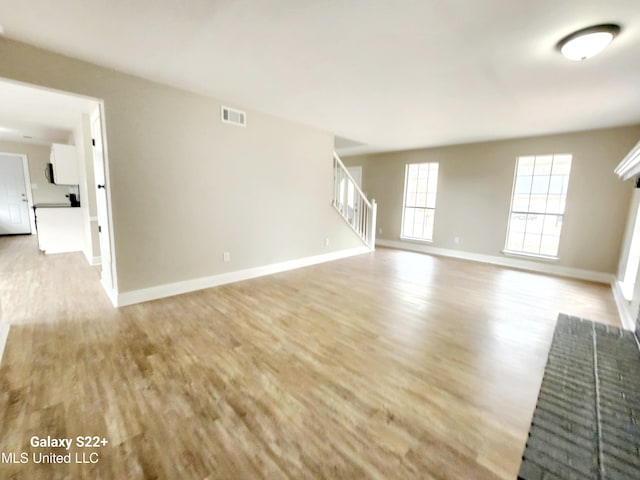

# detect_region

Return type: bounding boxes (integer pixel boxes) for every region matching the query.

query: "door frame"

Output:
[0,152,36,234]
[91,102,119,306]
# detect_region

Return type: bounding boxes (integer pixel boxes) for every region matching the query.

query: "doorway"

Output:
[0,77,117,305]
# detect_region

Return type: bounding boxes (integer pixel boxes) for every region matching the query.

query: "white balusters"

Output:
[332,152,377,250]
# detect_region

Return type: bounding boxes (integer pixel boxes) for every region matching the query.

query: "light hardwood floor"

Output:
[0,235,621,479]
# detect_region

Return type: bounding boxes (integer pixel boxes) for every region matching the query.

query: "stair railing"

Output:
[332,151,377,250]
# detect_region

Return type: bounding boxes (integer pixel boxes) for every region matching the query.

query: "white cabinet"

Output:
[50,143,80,185]
[36,207,84,254]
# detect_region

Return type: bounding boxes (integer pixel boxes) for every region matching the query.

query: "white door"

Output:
[90,107,113,290]
[0,154,31,235]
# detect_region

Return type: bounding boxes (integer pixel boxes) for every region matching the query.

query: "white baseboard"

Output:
[116,246,370,307]
[376,239,615,284]
[83,250,101,266]
[101,278,119,308]
[611,280,635,331]
[0,323,10,366]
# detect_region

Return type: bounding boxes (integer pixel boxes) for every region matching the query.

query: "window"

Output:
[505,154,572,257]
[401,162,439,241]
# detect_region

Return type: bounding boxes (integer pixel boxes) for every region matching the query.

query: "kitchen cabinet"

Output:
[50,143,80,185]
[35,206,84,254]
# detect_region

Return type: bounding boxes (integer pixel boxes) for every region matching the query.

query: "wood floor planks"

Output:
[0,235,621,479]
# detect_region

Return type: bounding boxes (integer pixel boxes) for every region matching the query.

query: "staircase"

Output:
[333,152,377,250]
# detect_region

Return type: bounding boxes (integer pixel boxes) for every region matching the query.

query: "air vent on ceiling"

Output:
[221,106,246,127]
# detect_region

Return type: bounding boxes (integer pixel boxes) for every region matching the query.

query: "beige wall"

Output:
[0,39,361,293]
[0,140,70,205]
[344,125,640,274]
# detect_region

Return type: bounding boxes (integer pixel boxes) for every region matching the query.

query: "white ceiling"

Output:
[1,0,639,154]
[0,80,97,145]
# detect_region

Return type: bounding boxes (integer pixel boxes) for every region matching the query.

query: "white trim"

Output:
[400,235,433,244]
[101,277,118,307]
[615,139,640,180]
[82,249,101,266]
[92,102,118,296]
[619,280,634,301]
[116,246,370,307]
[502,250,559,262]
[19,154,36,234]
[376,238,614,284]
[611,280,635,331]
[0,323,10,366]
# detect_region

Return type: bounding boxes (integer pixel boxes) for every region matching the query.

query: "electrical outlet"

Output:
[31,183,38,189]
[223,251,230,262]
[454,236,460,245]
[379,227,383,234]
[325,237,330,246]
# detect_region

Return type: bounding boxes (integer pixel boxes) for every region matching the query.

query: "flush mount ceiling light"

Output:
[557,23,621,61]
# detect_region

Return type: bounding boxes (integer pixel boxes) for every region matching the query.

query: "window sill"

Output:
[400,236,434,244]
[502,250,559,262]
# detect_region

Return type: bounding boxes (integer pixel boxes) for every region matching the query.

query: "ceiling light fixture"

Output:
[557,24,620,61]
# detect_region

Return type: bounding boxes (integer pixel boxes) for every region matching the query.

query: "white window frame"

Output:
[504,153,572,259]
[401,162,439,242]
